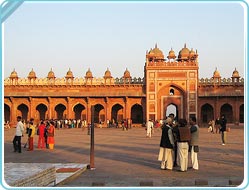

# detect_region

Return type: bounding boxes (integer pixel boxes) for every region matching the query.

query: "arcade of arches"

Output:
[4,44,244,127]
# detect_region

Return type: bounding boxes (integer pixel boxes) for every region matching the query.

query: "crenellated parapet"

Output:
[199,77,244,86]
[4,68,145,86]
[4,77,145,86]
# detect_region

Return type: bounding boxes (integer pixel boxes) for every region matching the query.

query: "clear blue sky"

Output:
[3,1,246,79]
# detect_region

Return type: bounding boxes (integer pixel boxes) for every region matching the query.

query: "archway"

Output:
[166,104,178,121]
[73,104,86,120]
[55,104,66,119]
[111,104,124,123]
[220,103,233,123]
[4,104,10,123]
[201,103,214,123]
[94,104,105,123]
[17,104,29,122]
[239,104,244,123]
[131,104,143,124]
[36,104,48,121]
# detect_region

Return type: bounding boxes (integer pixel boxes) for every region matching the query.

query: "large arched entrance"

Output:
[220,103,233,123]
[131,104,143,124]
[73,104,86,120]
[4,104,10,123]
[201,103,214,123]
[17,104,29,121]
[36,104,48,121]
[160,84,185,121]
[111,104,124,123]
[55,104,66,119]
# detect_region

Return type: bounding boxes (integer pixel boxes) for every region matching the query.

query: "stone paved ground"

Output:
[3,125,245,188]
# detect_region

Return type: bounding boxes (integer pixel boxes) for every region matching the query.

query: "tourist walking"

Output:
[27,118,35,151]
[12,116,24,153]
[220,115,227,145]
[47,121,55,149]
[146,119,154,138]
[158,117,175,170]
[37,120,46,149]
[175,118,190,172]
[215,117,221,134]
[189,116,199,170]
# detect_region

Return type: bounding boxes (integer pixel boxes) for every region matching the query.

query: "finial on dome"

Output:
[184,43,186,48]
[155,43,157,48]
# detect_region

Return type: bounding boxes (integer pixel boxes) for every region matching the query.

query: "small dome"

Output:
[178,43,190,60]
[232,68,240,78]
[213,68,221,78]
[167,48,176,59]
[28,68,36,79]
[123,68,131,78]
[85,68,93,78]
[47,68,55,78]
[189,48,196,58]
[65,68,74,78]
[148,44,164,59]
[104,68,112,78]
[10,69,18,78]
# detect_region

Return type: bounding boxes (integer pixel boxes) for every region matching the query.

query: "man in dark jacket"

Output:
[220,115,227,145]
[158,117,175,170]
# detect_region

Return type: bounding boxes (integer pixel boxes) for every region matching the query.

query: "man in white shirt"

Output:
[146,119,154,138]
[13,116,24,153]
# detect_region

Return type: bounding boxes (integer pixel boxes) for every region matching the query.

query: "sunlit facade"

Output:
[4,44,244,127]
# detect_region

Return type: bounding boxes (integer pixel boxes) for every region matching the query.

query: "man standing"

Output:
[146,119,154,138]
[158,117,175,170]
[189,116,199,170]
[220,115,227,145]
[175,118,190,172]
[27,118,36,151]
[13,116,24,153]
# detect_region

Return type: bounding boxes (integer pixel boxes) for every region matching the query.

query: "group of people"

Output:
[12,116,55,153]
[208,115,228,145]
[158,115,199,172]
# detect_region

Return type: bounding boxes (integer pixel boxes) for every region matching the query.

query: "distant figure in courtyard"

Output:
[158,117,175,170]
[27,118,35,151]
[215,117,221,134]
[47,121,55,149]
[208,119,215,133]
[146,119,154,138]
[189,116,199,170]
[175,118,190,172]
[13,116,24,153]
[220,115,227,145]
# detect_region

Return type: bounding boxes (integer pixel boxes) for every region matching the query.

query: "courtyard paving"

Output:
[3,125,246,188]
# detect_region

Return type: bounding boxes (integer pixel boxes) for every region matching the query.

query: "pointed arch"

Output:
[36,103,48,121]
[4,104,10,123]
[111,104,124,123]
[73,103,86,120]
[55,104,66,120]
[240,104,244,123]
[93,104,105,123]
[131,104,143,124]
[220,103,233,123]
[17,103,29,122]
[201,103,214,123]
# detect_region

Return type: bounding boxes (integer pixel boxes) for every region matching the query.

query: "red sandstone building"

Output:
[4,44,244,127]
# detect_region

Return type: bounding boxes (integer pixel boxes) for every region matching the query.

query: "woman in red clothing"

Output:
[37,120,46,149]
[47,121,55,149]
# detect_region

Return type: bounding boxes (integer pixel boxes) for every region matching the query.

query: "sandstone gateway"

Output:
[4,44,244,127]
